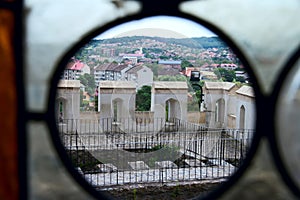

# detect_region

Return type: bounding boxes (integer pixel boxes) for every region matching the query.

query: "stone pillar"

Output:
[56,80,80,120]
[151,81,188,131]
[99,81,136,133]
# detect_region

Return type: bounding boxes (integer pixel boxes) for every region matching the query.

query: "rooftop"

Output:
[94,63,118,71]
[58,80,81,88]
[204,82,236,91]
[153,81,188,89]
[66,60,85,70]
[158,60,182,65]
[236,85,255,97]
[99,81,136,89]
[126,65,143,74]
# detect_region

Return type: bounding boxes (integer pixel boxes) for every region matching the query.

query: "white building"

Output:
[119,53,144,64]
[94,62,133,85]
[125,65,153,89]
[61,60,90,80]
[203,82,255,130]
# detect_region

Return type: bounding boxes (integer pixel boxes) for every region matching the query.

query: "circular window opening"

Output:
[53,16,258,199]
[275,51,300,194]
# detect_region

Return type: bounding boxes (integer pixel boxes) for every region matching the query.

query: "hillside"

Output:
[92,36,227,49]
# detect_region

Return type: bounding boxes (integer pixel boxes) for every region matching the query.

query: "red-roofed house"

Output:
[182,67,201,78]
[61,59,90,80]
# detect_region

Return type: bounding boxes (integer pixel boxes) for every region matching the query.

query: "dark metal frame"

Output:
[269,46,300,197]
[47,3,262,200]
[6,0,299,199]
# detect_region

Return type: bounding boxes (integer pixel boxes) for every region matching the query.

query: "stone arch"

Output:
[151,81,188,122]
[165,98,181,122]
[112,98,123,122]
[239,105,246,129]
[56,97,67,122]
[56,80,81,120]
[215,98,225,127]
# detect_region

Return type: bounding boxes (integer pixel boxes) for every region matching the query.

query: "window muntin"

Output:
[21,1,300,199]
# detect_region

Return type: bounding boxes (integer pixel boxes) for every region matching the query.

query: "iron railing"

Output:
[57,118,254,189]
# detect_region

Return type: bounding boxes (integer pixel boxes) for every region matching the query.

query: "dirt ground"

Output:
[102,182,220,200]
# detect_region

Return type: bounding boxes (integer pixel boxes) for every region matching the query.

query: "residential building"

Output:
[125,65,153,89]
[119,53,144,64]
[158,60,181,69]
[61,59,90,80]
[209,63,238,70]
[94,62,133,85]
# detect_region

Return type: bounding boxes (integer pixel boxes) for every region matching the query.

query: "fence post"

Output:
[220,129,226,165]
[75,129,78,152]
[160,168,164,185]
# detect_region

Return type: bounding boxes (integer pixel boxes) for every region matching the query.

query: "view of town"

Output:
[61,35,250,113]
[56,18,255,199]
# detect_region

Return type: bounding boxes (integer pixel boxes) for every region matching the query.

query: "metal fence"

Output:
[58,118,254,188]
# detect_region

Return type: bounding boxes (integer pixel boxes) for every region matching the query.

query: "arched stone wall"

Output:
[204,82,255,129]
[239,105,246,129]
[55,97,67,121]
[151,81,188,121]
[56,80,80,120]
[112,98,123,122]
[215,98,225,128]
[98,81,136,133]
[165,98,181,122]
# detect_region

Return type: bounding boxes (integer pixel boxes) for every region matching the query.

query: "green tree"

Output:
[79,74,96,96]
[79,75,88,86]
[80,90,84,108]
[136,85,151,111]
[214,68,236,82]
[236,76,245,83]
[181,59,193,70]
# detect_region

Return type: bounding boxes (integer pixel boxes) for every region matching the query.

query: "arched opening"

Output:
[112,98,123,122]
[56,98,67,122]
[165,98,180,122]
[215,98,225,127]
[165,100,170,122]
[240,105,246,129]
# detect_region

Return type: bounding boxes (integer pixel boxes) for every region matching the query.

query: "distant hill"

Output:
[92,36,227,49]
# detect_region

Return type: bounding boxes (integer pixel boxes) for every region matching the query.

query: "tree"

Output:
[181,59,193,70]
[79,74,96,96]
[136,86,151,111]
[214,68,236,82]
[79,75,88,85]
[80,90,84,107]
[236,76,246,83]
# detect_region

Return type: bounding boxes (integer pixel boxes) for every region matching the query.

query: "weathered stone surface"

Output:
[128,161,150,170]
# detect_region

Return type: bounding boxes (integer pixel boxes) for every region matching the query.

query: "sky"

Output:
[95,16,216,39]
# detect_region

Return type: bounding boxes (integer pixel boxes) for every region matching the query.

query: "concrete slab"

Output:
[97,163,118,173]
[128,161,150,170]
[155,161,178,169]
